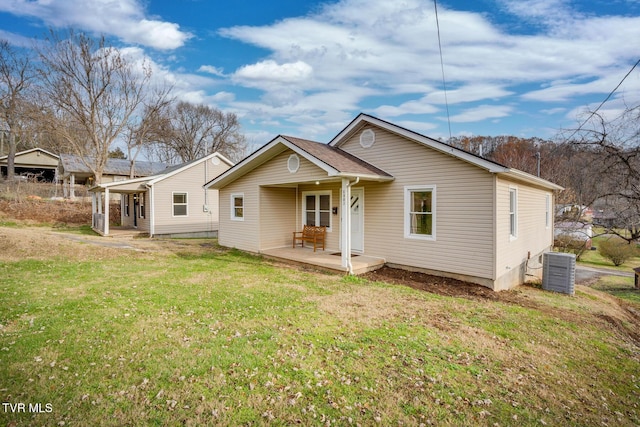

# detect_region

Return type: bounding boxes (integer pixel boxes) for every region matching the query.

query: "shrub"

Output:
[554,235,589,260]
[598,238,638,266]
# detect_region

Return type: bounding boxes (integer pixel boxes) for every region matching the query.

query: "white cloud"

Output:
[448,105,514,123]
[233,60,313,84]
[0,0,191,49]
[198,65,225,76]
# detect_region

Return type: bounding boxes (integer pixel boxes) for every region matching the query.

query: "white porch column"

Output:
[63,178,68,198]
[104,188,110,236]
[341,178,352,274]
[91,192,96,228]
[70,174,76,199]
[97,189,103,214]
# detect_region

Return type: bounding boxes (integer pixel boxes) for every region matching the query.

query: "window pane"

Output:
[173,193,186,204]
[411,213,432,235]
[319,212,330,227]
[174,205,187,216]
[306,195,316,211]
[306,212,315,226]
[412,191,431,213]
[234,197,243,208]
[234,207,243,218]
[319,194,330,210]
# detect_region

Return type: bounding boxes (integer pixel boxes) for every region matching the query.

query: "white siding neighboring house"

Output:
[204,114,563,291]
[89,152,232,237]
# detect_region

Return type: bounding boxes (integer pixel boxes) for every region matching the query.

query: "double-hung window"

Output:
[303,191,331,230]
[173,192,188,216]
[509,188,518,239]
[404,186,435,240]
[231,193,244,220]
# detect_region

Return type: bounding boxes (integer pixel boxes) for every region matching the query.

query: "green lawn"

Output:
[1,228,639,426]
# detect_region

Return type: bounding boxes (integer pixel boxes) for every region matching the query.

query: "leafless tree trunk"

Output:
[124,85,174,177]
[36,30,152,184]
[0,40,35,180]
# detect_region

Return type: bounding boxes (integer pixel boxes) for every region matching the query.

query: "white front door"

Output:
[350,188,364,252]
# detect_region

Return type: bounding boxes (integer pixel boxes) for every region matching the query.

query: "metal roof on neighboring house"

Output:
[58,154,170,177]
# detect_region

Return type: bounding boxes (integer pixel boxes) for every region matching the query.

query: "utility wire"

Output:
[434,0,452,141]
[563,58,640,143]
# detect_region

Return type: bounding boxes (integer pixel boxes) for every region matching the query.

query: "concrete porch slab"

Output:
[261,247,385,275]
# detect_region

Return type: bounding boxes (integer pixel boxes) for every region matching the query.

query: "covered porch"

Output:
[89,177,150,236]
[261,246,385,275]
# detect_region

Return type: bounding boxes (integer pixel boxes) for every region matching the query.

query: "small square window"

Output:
[173,192,187,216]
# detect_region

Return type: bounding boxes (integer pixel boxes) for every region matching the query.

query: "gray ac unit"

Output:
[542,252,576,295]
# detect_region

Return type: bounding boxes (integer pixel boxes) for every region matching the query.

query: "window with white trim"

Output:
[173,192,188,216]
[302,191,331,230]
[231,193,244,220]
[509,188,518,239]
[404,186,435,240]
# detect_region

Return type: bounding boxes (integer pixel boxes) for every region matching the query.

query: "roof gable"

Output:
[330,113,509,173]
[92,152,233,190]
[204,135,393,189]
[330,113,563,191]
[0,147,59,163]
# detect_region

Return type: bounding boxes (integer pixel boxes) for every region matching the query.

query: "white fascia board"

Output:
[333,172,395,182]
[499,169,564,191]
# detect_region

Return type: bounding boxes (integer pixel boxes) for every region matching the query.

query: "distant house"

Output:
[89,152,232,237]
[0,148,59,181]
[57,154,170,198]
[554,221,593,248]
[204,114,563,291]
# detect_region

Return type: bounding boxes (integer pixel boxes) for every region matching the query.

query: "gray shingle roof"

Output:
[281,136,392,178]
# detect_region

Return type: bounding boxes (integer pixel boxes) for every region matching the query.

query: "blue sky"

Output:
[0,0,639,150]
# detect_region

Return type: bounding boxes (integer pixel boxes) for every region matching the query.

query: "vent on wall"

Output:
[542,252,576,295]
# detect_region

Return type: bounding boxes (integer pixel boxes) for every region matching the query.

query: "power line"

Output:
[563,58,640,143]
[433,0,452,141]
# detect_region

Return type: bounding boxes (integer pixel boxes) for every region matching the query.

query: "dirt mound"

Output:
[0,199,120,225]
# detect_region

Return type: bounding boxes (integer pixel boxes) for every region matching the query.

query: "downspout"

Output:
[341,176,360,275]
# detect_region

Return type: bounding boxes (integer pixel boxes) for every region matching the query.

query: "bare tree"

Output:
[123,85,174,177]
[36,30,152,184]
[146,101,246,164]
[0,40,35,180]
[570,106,640,243]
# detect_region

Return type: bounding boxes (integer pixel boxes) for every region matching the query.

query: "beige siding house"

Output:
[0,148,59,181]
[89,152,232,237]
[205,114,562,290]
